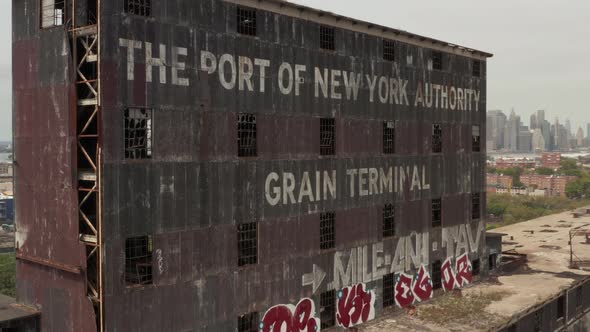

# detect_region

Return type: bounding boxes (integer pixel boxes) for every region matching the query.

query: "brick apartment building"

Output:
[520,174,577,197]
[541,152,562,169]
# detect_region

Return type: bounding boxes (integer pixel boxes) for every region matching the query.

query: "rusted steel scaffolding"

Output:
[569,225,590,270]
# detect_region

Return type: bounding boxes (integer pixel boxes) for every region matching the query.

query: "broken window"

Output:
[473,60,481,77]
[383,121,395,154]
[472,193,481,220]
[383,204,395,238]
[125,235,153,285]
[238,113,257,157]
[320,290,336,328]
[124,0,151,16]
[237,6,257,36]
[472,259,480,276]
[41,0,66,28]
[432,123,442,153]
[383,39,395,62]
[383,273,396,308]
[320,118,335,155]
[237,312,258,332]
[432,199,442,228]
[125,108,152,159]
[320,212,335,250]
[432,260,442,290]
[557,295,565,319]
[432,51,443,71]
[238,222,258,267]
[320,25,335,51]
[472,125,481,152]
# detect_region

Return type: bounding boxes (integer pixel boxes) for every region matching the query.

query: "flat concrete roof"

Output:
[0,294,39,325]
[362,207,590,331]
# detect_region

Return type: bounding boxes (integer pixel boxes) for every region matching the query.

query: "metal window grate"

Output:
[238,222,258,266]
[432,199,442,228]
[383,273,396,308]
[383,121,395,154]
[320,25,335,51]
[432,51,443,71]
[383,39,395,62]
[432,260,442,290]
[320,118,335,155]
[41,0,66,28]
[432,124,442,153]
[238,113,257,157]
[472,259,480,276]
[125,108,153,159]
[125,236,153,285]
[124,0,151,17]
[473,60,481,77]
[472,125,481,152]
[383,204,395,238]
[237,312,258,332]
[320,290,336,328]
[320,212,335,250]
[472,193,481,220]
[237,6,257,36]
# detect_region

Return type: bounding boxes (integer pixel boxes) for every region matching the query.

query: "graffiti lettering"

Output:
[336,283,376,328]
[411,265,433,302]
[455,253,473,287]
[261,298,320,332]
[394,273,415,308]
[441,257,458,292]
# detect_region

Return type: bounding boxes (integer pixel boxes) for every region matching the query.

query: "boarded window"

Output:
[432,124,442,153]
[472,259,480,276]
[320,212,335,250]
[472,125,481,152]
[124,108,152,159]
[383,39,395,62]
[383,204,395,238]
[473,60,481,77]
[41,0,66,28]
[320,118,335,155]
[432,51,443,71]
[125,235,153,285]
[320,290,336,328]
[383,273,396,308]
[432,260,442,290]
[238,222,258,266]
[557,295,565,319]
[237,312,258,332]
[472,193,481,220]
[383,121,395,154]
[238,113,257,157]
[124,0,151,17]
[237,6,257,36]
[320,25,335,51]
[432,199,442,228]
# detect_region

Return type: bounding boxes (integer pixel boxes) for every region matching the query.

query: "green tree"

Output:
[535,167,555,176]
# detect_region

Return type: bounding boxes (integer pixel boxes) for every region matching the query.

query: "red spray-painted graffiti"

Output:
[394,273,415,307]
[455,253,473,287]
[411,265,433,302]
[261,298,320,332]
[441,257,458,292]
[336,283,376,328]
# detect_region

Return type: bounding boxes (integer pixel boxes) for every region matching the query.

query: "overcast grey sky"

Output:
[1,1,590,141]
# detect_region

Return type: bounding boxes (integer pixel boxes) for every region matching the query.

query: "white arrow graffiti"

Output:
[302,264,326,294]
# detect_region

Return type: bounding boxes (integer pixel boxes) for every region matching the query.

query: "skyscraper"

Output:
[487,110,507,150]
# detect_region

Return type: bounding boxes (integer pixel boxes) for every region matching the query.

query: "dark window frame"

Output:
[237,312,259,332]
[383,204,395,238]
[320,118,335,156]
[472,259,481,276]
[432,260,442,290]
[125,235,153,286]
[557,294,566,320]
[124,108,153,160]
[40,0,67,29]
[320,290,336,328]
[383,121,395,154]
[237,6,257,36]
[432,199,442,228]
[124,0,152,17]
[432,51,443,71]
[472,193,481,220]
[238,113,257,157]
[383,39,395,62]
[319,25,335,51]
[472,125,481,152]
[432,123,442,153]
[383,273,396,308]
[320,212,335,250]
[238,222,258,267]
[473,60,481,77]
